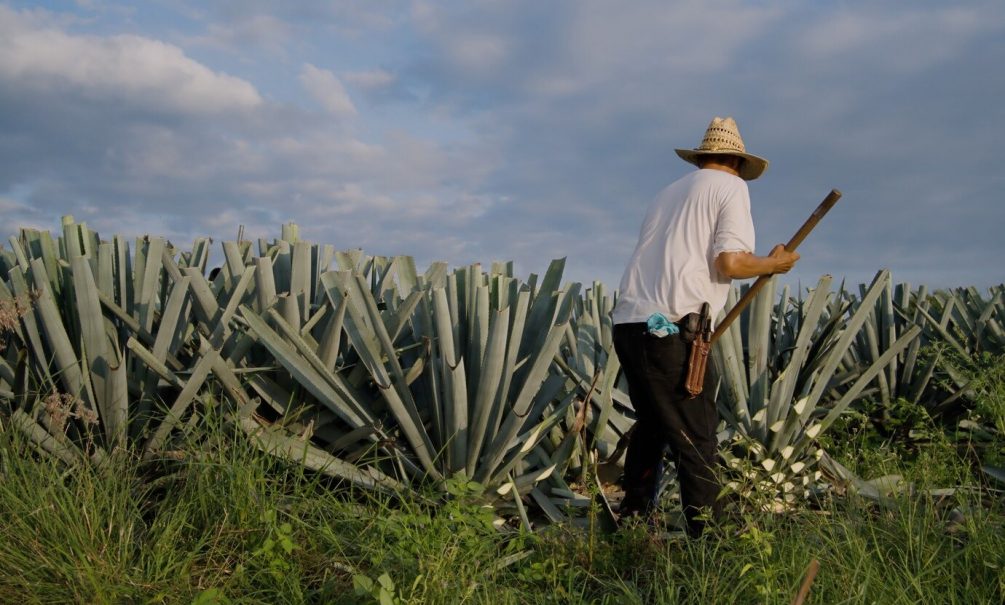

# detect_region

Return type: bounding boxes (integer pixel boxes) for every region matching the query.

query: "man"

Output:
[611,116,799,537]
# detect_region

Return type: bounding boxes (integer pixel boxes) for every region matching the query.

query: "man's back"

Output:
[613,168,755,325]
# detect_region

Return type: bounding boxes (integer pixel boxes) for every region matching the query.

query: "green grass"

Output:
[1,414,1002,605]
[4,352,1005,605]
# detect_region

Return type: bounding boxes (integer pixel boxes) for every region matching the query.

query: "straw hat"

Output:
[675,116,769,181]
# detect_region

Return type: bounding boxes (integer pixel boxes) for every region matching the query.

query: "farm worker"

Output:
[611,116,800,537]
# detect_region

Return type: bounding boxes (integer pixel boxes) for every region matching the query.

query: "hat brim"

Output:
[674,149,769,181]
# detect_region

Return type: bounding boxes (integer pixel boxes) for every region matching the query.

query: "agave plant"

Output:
[712,270,922,505]
[181,232,591,501]
[3,219,207,464]
[6,216,994,524]
[0,221,384,488]
[836,279,932,406]
[290,258,582,490]
[1,218,599,510]
[549,281,633,469]
[903,284,1005,413]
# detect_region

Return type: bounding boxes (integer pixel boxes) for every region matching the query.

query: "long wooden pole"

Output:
[710,189,842,344]
[791,559,821,605]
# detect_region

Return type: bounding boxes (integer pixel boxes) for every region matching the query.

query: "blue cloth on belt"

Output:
[646,312,679,337]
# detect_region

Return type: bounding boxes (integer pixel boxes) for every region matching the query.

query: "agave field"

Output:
[0,217,1002,527]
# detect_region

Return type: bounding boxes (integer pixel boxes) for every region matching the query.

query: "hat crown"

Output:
[695,116,746,153]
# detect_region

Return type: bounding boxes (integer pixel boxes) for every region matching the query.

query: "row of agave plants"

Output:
[0,218,999,521]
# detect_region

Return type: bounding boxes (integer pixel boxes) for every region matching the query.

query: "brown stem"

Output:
[790,559,820,605]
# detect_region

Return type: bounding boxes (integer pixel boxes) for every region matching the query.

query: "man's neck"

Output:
[700,161,740,178]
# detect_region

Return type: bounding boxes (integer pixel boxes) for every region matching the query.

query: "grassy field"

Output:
[2,404,1002,605]
[3,353,1004,605]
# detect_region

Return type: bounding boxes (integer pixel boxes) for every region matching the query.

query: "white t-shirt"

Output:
[612,168,755,325]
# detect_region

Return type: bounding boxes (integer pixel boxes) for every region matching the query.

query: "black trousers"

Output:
[613,322,722,537]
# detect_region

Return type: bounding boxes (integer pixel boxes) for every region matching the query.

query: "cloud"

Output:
[410,0,783,102]
[0,4,501,268]
[1,0,1004,292]
[193,14,293,55]
[172,0,403,57]
[299,64,357,117]
[345,68,396,92]
[0,194,50,233]
[0,5,262,115]
[194,1,398,33]
[794,5,996,72]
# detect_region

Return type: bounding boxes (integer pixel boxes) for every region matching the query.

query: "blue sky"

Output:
[1,1,1003,291]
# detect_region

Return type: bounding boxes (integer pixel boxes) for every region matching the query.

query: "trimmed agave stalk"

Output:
[714,270,922,506]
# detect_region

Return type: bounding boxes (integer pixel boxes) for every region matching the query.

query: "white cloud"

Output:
[191,1,399,35]
[0,5,262,115]
[299,63,357,117]
[411,1,517,77]
[794,5,1001,72]
[443,32,512,75]
[191,14,293,55]
[345,68,396,91]
[565,1,782,75]
[411,0,783,97]
[0,195,50,233]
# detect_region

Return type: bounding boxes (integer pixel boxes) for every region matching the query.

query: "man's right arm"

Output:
[715,244,800,280]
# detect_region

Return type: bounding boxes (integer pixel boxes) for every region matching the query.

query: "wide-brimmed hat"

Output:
[675,116,769,181]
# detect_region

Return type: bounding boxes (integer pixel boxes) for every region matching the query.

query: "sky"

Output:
[1,1,1003,292]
